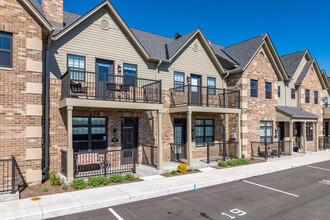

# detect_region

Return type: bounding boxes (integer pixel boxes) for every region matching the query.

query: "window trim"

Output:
[305,89,310,104]
[0,31,13,68]
[67,53,86,82]
[207,77,216,95]
[314,91,318,104]
[291,88,296,99]
[173,71,185,92]
[265,82,272,99]
[250,79,258,98]
[195,119,214,147]
[260,121,273,144]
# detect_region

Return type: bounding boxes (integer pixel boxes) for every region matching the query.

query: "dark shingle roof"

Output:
[210,43,238,67]
[166,29,198,59]
[276,106,318,119]
[295,59,314,85]
[280,50,307,78]
[28,0,45,17]
[53,11,83,35]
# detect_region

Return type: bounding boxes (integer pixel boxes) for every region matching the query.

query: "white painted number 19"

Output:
[222,209,247,219]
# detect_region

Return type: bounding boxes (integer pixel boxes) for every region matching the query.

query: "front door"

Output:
[95,59,114,99]
[174,118,187,160]
[190,75,201,105]
[295,123,301,151]
[325,122,329,137]
[278,122,285,151]
[121,117,138,165]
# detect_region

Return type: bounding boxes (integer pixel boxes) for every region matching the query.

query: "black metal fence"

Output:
[170,144,187,162]
[319,137,330,150]
[0,156,25,195]
[61,68,162,104]
[141,145,157,167]
[251,141,291,159]
[72,149,137,178]
[169,85,240,108]
[206,142,238,163]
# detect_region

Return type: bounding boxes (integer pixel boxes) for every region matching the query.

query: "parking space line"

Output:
[243,180,299,198]
[109,208,124,220]
[308,166,330,172]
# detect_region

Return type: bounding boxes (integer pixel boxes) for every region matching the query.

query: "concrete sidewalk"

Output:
[1,151,330,220]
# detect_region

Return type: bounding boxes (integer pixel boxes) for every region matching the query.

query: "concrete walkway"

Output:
[1,150,330,220]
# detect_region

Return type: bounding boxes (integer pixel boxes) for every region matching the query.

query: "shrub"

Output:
[193,169,200,172]
[71,179,86,190]
[170,170,178,175]
[230,152,235,159]
[218,161,228,167]
[187,169,193,172]
[227,160,237,166]
[29,187,33,190]
[124,174,135,181]
[17,181,28,188]
[62,185,68,190]
[42,188,48,192]
[48,171,61,186]
[250,157,255,161]
[100,176,110,185]
[177,163,187,173]
[88,176,103,187]
[110,174,124,183]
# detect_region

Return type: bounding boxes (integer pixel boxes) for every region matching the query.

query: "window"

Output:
[207,77,216,95]
[291,88,295,99]
[260,121,273,144]
[278,86,281,98]
[305,90,310,103]
[195,119,214,147]
[251,80,258,97]
[306,122,313,141]
[314,91,318,104]
[123,63,137,85]
[174,71,184,92]
[73,117,107,152]
[67,54,85,81]
[265,82,272,99]
[325,97,328,107]
[0,32,12,68]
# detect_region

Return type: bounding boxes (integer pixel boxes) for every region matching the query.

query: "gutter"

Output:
[42,29,54,180]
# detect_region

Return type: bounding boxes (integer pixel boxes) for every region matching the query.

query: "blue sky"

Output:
[63,0,330,74]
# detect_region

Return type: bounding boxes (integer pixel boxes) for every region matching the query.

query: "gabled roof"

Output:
[276,106,318,119]
[280,50,307,78]
[295,59,314,85]
[166,29,198,59]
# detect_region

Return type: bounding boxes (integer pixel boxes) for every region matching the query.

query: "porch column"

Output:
[157,110,163,170]
[303,121,307,153]
[314,122,318,152]
[289,121,293,155]
[187,111,192,167]
[67,106,74,182]
[236,113,242,158]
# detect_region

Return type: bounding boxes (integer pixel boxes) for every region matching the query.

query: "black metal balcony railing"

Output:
[170,144,187,162]
[0,156,25,195]
[319,136,330,150]
[169,85,240,108]
[61,68,162,104]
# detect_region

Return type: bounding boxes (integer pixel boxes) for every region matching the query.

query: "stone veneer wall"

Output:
[0,0,44,184]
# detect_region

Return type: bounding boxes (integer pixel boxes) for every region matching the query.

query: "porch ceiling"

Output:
[169,106,241,114]
[59,98,163,111]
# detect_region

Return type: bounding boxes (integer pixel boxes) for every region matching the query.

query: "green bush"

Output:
[42,188,48,192]
[230,152,235,159]
[62,185,68,190]
[170,170,178,175]
[218,161,228,167]
[124,174,135,181]
[71,179,86,190]
[250,157,255,161]
[193,169,200,172]
[241,154,245,159]
[17,181,28,188]
[110,174,124,183]
[48,171,61,186]
[100,176,110,185]
[187,169,193,172]
[88,176,103,187]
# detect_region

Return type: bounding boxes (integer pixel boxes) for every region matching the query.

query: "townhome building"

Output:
[1,0,330,188]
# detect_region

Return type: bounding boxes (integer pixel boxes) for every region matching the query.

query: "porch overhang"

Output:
[276,106,318,122]
[59,98,163,111]
[169,106,241,114]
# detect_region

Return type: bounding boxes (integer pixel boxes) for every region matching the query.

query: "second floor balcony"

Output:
[61,68,162,104]
[169,84,240,109]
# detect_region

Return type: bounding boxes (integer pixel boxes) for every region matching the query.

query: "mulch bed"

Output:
[161,170,200,177]
[20,178,142,199]
[213,159,264,169]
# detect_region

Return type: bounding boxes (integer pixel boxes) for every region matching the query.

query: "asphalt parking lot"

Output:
[52,160,330,220]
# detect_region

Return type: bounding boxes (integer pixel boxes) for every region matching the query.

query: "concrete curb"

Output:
[1,152,330,220]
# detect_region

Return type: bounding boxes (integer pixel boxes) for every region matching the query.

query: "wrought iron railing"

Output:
[170,144,187,162]
[0,156,25,195]
[61,68,162,103]
[319,137,330,150]
[169,84,240,108]
[141,145,157,167]
[250,141,291,159]
[205,142,238,163]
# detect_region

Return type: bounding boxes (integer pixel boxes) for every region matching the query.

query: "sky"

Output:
[62,0,330,75]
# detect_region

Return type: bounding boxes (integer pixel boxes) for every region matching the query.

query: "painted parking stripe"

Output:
[243,180,299,198]
[308,166,330,172]
[109,208,124,220]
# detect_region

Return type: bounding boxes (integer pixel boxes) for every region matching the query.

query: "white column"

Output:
[314,122,318,152]
[67,106,74,182]
[157,110,163,170]
[187,111,192,166]
[237,113,242,158]
[289,121,293,155]
[303,121,307,153]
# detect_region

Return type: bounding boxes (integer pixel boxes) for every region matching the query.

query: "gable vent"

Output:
[101,19,110,30]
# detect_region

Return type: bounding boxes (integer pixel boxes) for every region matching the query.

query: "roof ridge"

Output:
[130,27,173,40]
[280,49,307,58]
[224,33,266,49]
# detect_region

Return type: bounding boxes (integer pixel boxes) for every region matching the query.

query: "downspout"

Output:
[155,60,162,80]
[222,70,230,88]
[42,29,54,179]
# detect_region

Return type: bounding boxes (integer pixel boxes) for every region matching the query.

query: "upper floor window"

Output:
[174,71,184,92]
[314,91,318,104]
[123,63,137,85]
[207,77,216,95]
[251,80,258,97]
[291,88,295,99]
[68,54,85,81]
[278,86,281,98]
[305,90,310,103]
[325,97,329,107]
[265,82,272,99]
[0,32,12,68]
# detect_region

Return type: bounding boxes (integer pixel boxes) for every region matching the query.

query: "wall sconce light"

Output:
[187,77,191,84]
[118,65,122,73]
[274,129,278,138]
[113,129,117,136]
